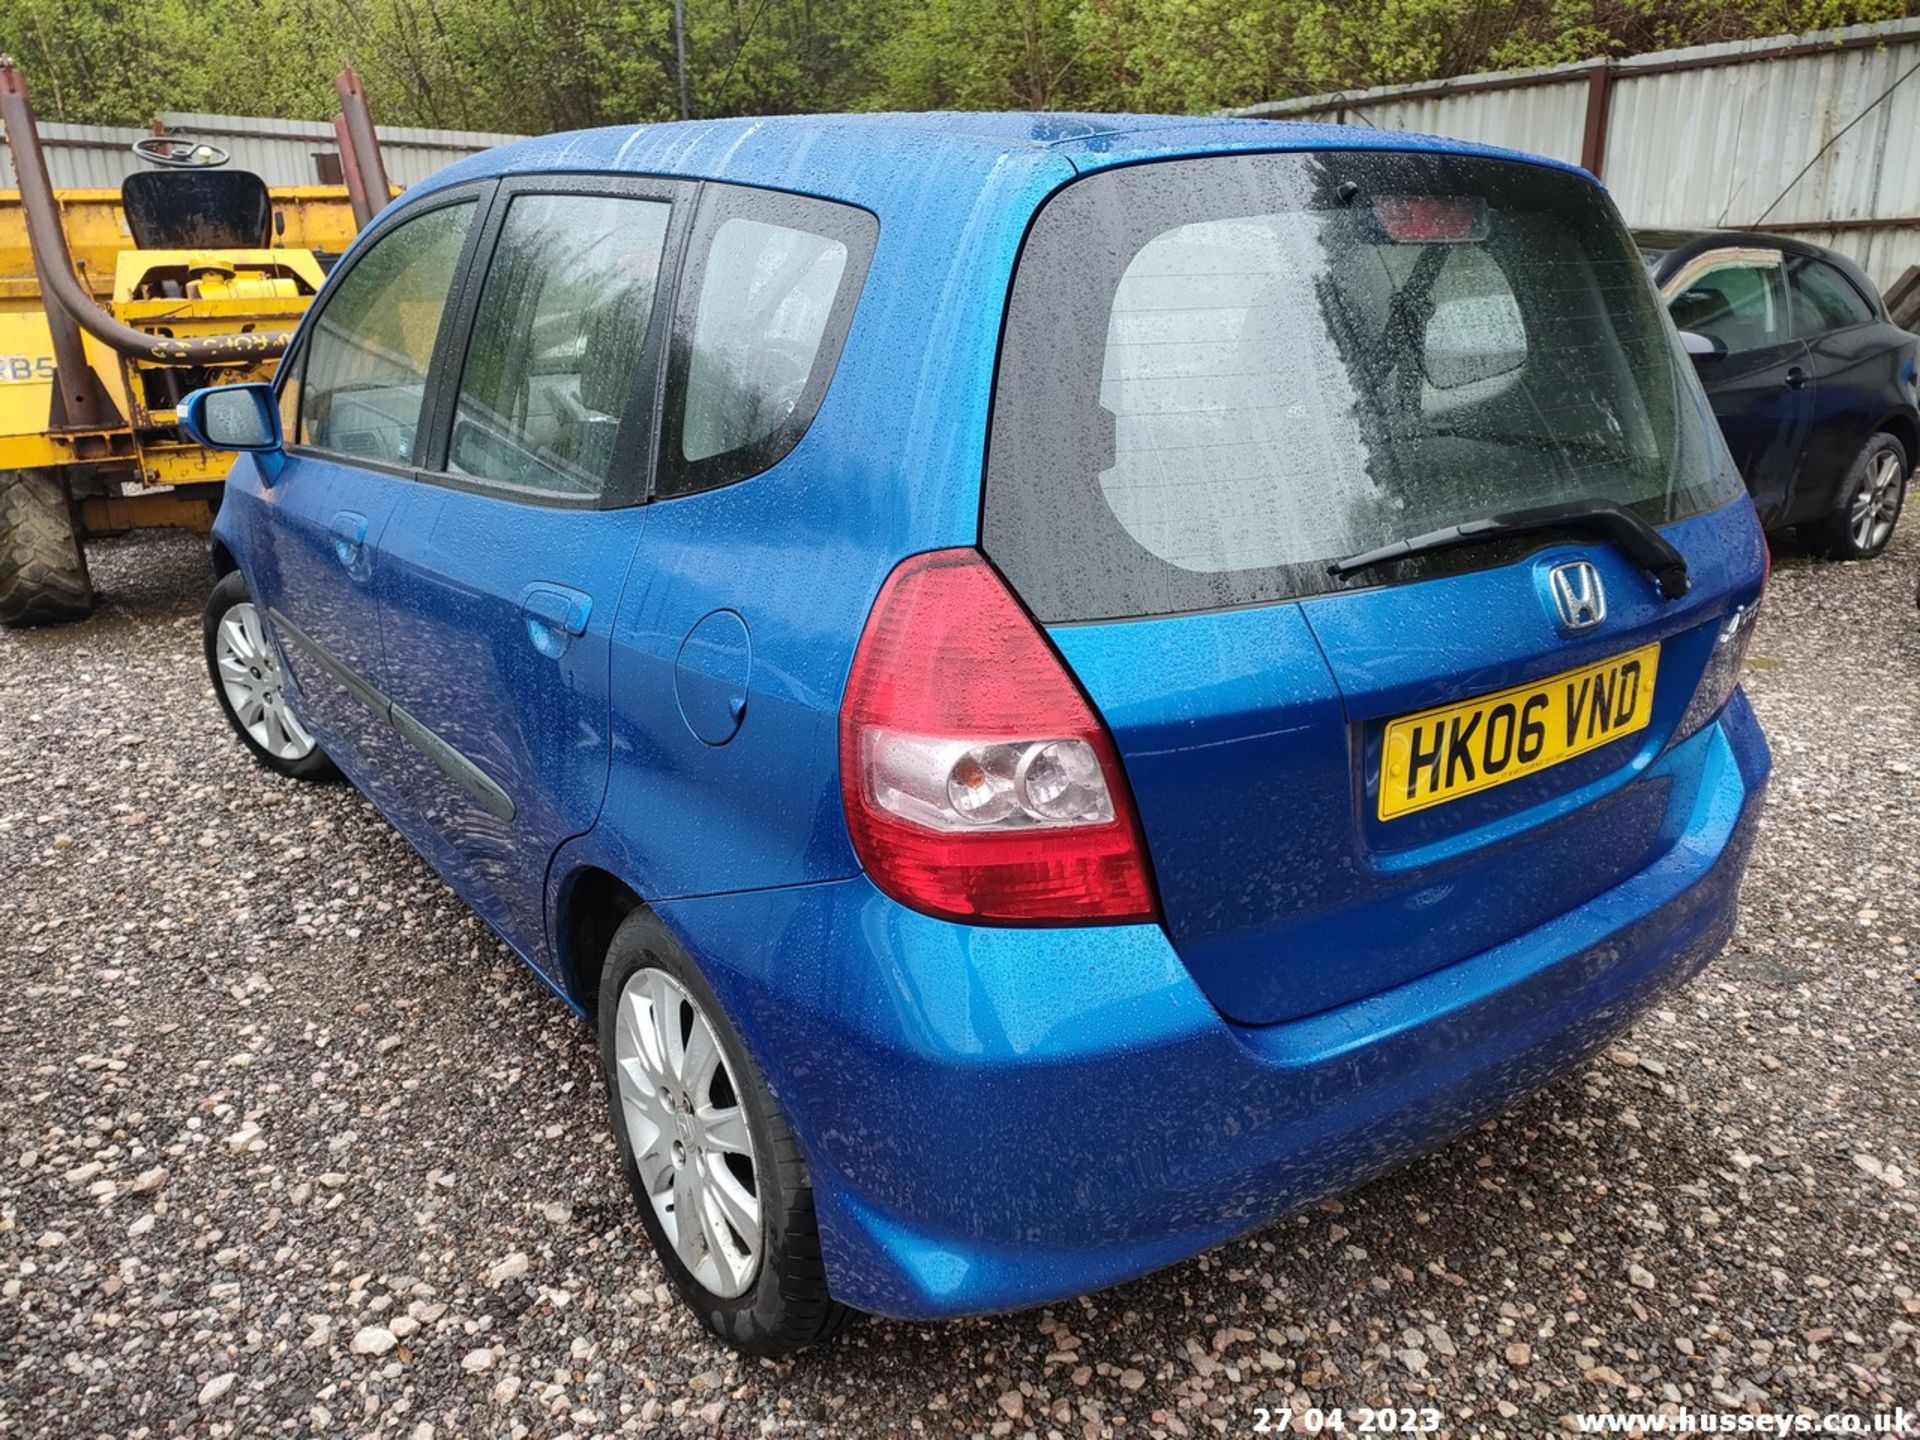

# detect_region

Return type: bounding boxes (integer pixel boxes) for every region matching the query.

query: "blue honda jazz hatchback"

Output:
[185,112,1771,1354]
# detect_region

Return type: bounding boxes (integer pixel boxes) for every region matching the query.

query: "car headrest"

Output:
[576,282,655,417]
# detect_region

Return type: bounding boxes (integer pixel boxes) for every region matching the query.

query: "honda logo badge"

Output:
[1548,561,1606,631]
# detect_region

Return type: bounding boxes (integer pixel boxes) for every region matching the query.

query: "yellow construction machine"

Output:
[0,62,394,625]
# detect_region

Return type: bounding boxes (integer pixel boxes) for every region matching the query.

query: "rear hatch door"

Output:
[984,145,1760,1025]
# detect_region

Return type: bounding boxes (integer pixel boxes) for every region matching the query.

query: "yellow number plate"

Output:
[1378,643,1660,820]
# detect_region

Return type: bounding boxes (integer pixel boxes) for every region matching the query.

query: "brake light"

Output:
[838,549,1157,924]
[1373,196,1487,244]
[1673,601,1761,744]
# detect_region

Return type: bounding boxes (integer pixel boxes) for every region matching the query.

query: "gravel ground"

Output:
[1,526,1916,1440]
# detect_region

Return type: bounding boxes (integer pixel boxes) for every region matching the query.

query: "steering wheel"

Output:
[131,136,231,168]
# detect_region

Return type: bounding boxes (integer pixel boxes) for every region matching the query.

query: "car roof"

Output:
[1633,225,1832,262]
[1635,225,1812,253]
[406,111,1590,214]
[351,117,1609,551]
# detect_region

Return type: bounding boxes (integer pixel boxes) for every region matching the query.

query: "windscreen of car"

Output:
[984,151,1741,623]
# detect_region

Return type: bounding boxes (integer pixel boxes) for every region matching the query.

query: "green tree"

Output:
[4,0,1914,132]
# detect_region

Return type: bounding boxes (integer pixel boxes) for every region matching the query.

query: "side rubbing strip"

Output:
[391,703,515,820]
[270,607,389,717]
[267,606,515,822]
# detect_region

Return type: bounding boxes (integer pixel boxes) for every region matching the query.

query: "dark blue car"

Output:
[1637,228,1915,560]
[184,113,1771,1355]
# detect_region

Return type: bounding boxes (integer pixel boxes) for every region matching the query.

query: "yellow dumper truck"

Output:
[0,61,392,625]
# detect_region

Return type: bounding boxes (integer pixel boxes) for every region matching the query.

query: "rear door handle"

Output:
[1785,366,1810,390]
[520,583,592,659]
[329,511,370,575]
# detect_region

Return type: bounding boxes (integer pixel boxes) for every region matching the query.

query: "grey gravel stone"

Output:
[2,528,1916,1438]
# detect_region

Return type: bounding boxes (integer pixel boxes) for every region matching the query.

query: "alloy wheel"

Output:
[612,967,764,1298]
[215,601,316,761]
[1851,448,1906,553]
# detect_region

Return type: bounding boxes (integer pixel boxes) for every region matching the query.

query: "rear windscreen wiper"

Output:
[1328,499,1691,601]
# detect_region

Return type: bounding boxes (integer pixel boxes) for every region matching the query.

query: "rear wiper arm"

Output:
[1328,499,1691,601]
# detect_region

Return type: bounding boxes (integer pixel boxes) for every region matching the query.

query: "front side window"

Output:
[657,190,876,498]
[448,192,672,499]
[985,151,1739,622]
[1788,257,1875,335]
[1667,255,1787,355]
[299,201,474,465]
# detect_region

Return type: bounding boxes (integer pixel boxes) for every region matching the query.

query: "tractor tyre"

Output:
[0,469,95,628]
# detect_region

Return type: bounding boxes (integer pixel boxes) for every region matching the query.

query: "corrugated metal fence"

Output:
[1230,17,1920,291]
[2,112,523,192]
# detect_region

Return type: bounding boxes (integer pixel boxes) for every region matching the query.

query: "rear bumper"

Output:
[655,692,1770,1320]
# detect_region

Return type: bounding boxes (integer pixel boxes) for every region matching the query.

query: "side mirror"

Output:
[1678,330,1727,366]
[180,382,282,452]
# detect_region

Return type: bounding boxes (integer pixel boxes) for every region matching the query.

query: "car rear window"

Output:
[984,151,1741,623]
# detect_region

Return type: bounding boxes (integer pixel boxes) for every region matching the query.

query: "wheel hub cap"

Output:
[611,968,764,1299]
[216,601,316,762]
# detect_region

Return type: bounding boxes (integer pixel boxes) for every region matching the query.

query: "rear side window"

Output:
[299,200,474,465]
[1668,255,1787,354]
[656,188,875,498]
[685,219,846,461]
[448,192,672,499]
[985,152,1739,623]
[1788,257,1875,334]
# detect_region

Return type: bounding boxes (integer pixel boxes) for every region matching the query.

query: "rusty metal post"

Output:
[0,58,115,428]
[1580,60,1615,179]
[1,58,293,367]
[333,112,373,228]
[334,69,391,228]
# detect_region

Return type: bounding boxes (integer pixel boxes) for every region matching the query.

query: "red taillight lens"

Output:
[838,548,1157,924]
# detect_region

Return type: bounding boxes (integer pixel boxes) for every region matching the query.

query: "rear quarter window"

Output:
[984,151,1740,623]
[1788,257,1876,334]
[655,187,877,499]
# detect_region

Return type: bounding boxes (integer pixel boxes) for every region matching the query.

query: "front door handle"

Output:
[520,584,592,659]
[329,511,370,578]
[1785,366,1810,390]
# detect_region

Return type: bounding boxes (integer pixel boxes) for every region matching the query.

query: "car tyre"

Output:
[1813,431,1907,560]
[203,570,340,781]
[598,909,853,1356]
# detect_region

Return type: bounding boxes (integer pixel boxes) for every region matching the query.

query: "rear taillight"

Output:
[838,548,1157,924]
[1673,600,1761,744]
